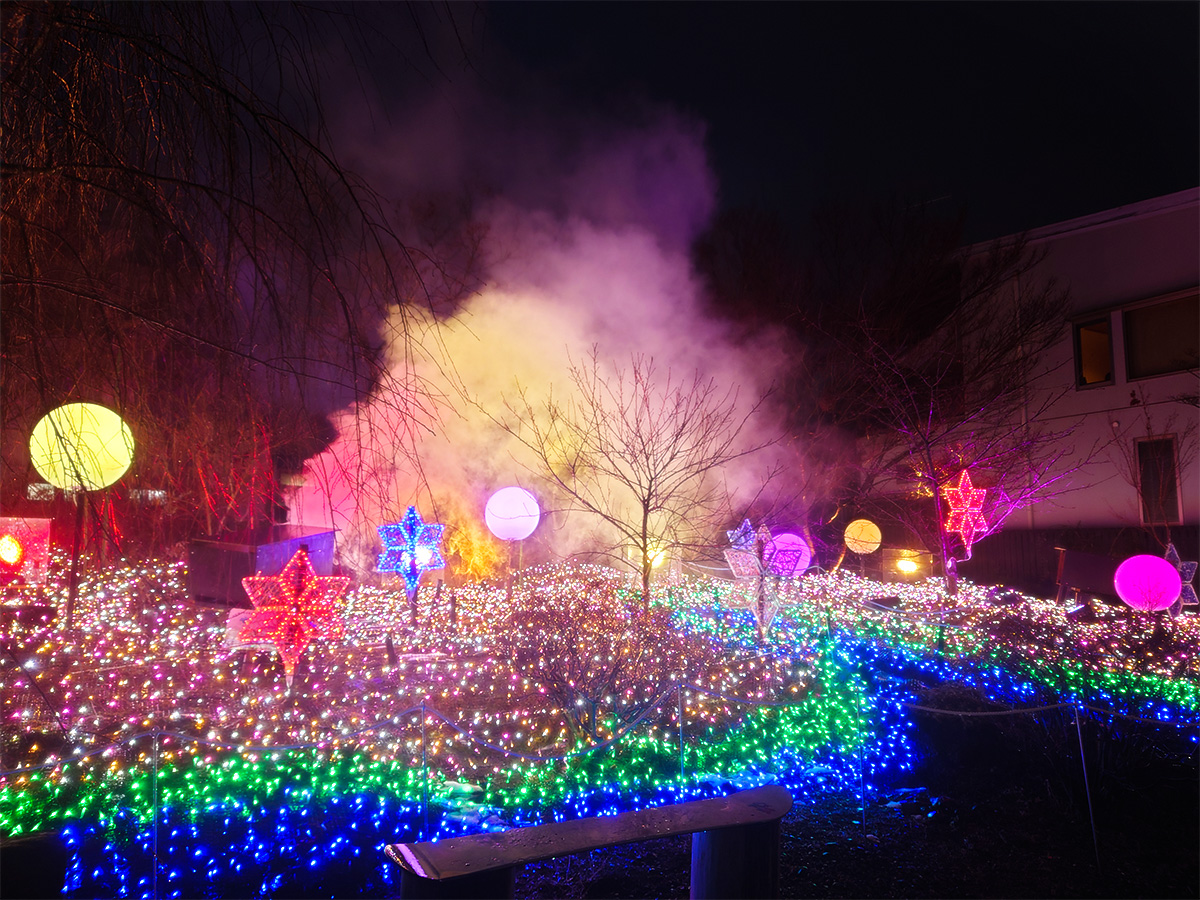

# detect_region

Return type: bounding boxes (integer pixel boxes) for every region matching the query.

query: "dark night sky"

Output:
[484,1,1199,243]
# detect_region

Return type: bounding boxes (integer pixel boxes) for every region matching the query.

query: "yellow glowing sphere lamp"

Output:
[649,546,667,568]
[844,518,882,555]
[30,402,135,490]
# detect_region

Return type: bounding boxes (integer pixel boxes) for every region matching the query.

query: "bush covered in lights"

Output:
[0,554,1197,897]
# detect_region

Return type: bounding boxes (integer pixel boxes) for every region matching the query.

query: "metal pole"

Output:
[678,683,686,798]
[421,701,429,841]
[854,687,867,837]
[65,492,86,629]
[1073,704,1102,871]
[152,731,159,900]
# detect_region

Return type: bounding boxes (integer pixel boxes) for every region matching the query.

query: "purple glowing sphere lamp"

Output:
[765,532,812,577]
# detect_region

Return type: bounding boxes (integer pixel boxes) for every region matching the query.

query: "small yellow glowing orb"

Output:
[895,558,920,574]
[30,403,134,490]
[0,534,24,567]
[844,518,882,555]
[649,546,667,568]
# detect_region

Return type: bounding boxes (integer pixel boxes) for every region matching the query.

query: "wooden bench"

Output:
[1054,547,1120,604]
[385,784,793,899]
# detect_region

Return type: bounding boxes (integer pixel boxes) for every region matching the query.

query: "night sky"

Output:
[485,2,1199,243]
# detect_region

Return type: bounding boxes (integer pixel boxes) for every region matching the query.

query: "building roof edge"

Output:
[966,187,1200,255]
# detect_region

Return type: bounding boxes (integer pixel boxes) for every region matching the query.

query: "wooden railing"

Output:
[385,784,793,899]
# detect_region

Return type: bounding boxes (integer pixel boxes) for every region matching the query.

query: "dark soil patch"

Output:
[519,779,1197,899]
[519,691,1199,899]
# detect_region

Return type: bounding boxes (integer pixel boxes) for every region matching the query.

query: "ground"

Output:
[519,689,1199,899]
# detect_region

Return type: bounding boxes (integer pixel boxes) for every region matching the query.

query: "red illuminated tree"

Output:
[1,3,475,546]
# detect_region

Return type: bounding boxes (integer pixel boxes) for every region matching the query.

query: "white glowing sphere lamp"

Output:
[485,487,541,541]
[30,402,134,491]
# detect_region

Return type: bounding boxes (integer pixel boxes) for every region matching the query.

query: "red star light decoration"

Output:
[237,547,350,686]
[942,469,988,555]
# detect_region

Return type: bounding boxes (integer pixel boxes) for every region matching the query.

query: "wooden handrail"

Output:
[385,784,793,899]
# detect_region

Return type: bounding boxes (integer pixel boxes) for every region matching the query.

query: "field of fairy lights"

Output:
[1,553,1197,898]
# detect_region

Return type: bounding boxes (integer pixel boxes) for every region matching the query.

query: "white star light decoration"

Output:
[1165,543,1197,616]
[722,520,810,639]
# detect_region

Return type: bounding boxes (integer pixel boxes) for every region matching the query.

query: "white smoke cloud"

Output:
[291,35,790,576]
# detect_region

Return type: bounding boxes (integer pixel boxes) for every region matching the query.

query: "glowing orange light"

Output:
[844,519,881,555]
[0,534,24,567]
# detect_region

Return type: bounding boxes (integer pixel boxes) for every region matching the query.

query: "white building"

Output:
[965,188,1198,591]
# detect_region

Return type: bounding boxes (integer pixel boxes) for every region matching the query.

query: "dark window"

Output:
[1124,292,1200,380]
[1137,437,1180,525]
[1073,317,1112,386]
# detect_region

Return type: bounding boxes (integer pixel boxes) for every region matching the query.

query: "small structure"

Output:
[1054,546,1120,604]
[386,785,792,899]
[188,525,335,607]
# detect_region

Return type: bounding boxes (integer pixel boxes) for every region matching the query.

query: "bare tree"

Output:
[492,350,778,606]
[818,232,1093,590]
[696,198,1098,587]
[1,2,475,547]
[495,566,704,744]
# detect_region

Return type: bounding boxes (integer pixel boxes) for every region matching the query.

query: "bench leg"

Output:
[690,819,781,899]
[400,865,515,899]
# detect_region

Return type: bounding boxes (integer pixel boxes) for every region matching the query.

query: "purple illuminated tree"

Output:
[697,198,1096,590]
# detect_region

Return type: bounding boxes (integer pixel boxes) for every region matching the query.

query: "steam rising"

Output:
[292,54,788,576]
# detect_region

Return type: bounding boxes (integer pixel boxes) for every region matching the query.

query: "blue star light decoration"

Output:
[1164,543,1197,616]
[378,506,446,597]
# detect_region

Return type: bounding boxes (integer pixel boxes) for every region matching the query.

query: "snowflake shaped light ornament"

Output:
[942,469,988,555]
[377,506,446,597]
[1165,543,1198,616]
[726,519,758,552]
[238,547,350,687]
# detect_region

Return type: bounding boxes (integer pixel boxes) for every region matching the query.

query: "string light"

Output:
[0,555,1194,897]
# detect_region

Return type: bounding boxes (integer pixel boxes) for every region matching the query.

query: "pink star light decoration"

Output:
[942,469,988,554]
[239,547,350,686]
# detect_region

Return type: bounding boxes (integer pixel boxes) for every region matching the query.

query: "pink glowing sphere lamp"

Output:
[485,487,541,541]
[1113,554,1182,612]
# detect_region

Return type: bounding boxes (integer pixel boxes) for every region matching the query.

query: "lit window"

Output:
[1137,437,1180,525]
[1073,317,1112,386]
[1124,291,1199,380]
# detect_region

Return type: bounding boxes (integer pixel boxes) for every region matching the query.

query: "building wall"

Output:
[1003,188,1199,532]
